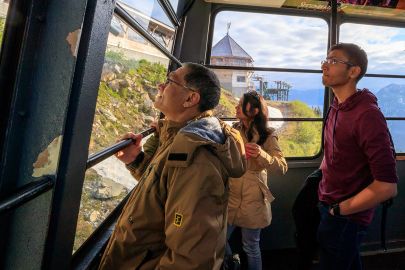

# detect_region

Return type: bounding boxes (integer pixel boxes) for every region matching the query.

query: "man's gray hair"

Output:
[183,63,221,112]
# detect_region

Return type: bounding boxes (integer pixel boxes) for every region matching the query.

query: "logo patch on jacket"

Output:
[174,213,183,227]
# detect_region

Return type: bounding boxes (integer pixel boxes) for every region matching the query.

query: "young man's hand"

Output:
[115,133,143,164]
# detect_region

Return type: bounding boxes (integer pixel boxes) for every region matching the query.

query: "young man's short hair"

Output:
[329,43,368,82]
[183,63,221,112]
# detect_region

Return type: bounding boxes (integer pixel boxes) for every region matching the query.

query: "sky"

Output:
[213,11,405,91]
[120,0,175,27]
[117,1,404,92]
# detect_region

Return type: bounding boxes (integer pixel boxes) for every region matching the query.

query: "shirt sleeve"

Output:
[355,108,398,183]
[157,149,226,270]
[256,135,288,175]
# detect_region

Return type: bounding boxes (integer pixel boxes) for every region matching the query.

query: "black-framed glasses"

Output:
[164,77,198,92]
[321,58,355,67]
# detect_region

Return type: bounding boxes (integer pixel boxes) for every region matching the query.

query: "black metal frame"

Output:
[0,176,54,215]
[115,2,182,67]
[0,0,30,172]
[41,0,117,269]
[157,0,180,27]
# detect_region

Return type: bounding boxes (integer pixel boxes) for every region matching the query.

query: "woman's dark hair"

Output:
[241,91,270,145]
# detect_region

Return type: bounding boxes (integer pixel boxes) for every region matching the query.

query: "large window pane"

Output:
[212,68,324,157]
[358,77,405,154]
[211,69,324,116]
[387,120,405,153]
[357,77,405,118]
[119,0,175,51]
[0,0,9,51]
[211,11,328,69]
[340,22,405,154]
[73,14,169,252]
[340,23,405,75]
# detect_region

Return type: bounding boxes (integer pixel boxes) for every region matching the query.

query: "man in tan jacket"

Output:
[99,63,246,270]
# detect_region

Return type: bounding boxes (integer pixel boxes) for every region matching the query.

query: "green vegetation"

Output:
[89,52,167,153]
[215,88,238,117]
[0,17,5,46]
[269,100,322,157]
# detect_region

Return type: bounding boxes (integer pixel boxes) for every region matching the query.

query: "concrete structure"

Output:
[107,1,173,66]
[211,33,254,97]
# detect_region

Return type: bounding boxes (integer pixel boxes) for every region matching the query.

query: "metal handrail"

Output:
[86,128,156,169]
[220,117,323,122]
[114,2,182,67]
[0,176,54,215]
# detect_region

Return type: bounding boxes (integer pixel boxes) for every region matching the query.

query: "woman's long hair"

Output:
[241,91,271,145]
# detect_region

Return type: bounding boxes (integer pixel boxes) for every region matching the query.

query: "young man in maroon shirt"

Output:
[318,43,398,270]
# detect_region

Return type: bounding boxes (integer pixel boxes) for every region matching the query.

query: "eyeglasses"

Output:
[164,77,198,92]
[321,58,355,67]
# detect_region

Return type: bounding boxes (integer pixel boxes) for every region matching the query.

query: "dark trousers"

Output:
[317,204,368,270]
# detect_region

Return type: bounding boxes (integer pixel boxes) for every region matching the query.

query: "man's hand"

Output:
[115,133,143,165]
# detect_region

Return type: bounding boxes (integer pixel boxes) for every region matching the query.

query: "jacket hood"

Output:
[331,88,377,112]
[168,116,246,178]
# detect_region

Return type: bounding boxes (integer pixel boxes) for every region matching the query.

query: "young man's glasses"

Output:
[321,58,355,67]
[164,77,198,92]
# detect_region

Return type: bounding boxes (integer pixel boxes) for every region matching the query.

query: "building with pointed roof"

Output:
[211,33,254,97]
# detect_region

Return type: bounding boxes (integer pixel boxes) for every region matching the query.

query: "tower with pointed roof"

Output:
[211,32,254,97]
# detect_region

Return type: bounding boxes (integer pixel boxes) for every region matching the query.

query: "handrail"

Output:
[220,117,323,122]
[114,2,182,67]
[0,176,54,215]
[86,128,156,169]
[86,115,404,170]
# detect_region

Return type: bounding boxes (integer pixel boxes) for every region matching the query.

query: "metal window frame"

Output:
[115,2,182,67]
[157,0,180,27]
[206,5,331,160]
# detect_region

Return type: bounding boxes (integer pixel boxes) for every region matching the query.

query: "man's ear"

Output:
[349,66,361,80]
[183,92,200,108]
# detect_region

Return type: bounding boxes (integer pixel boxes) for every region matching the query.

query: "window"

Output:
[211,11,328,158]
[0,0,9,51]
[119,0,175,51]
[236,75,246,82]
[340,23,405,153]
[73,11,171,252]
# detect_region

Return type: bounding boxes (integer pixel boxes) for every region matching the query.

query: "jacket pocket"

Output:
[258,181,275,203]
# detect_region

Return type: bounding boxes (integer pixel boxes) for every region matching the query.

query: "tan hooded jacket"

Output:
[99,113,246,270]
[228,122,287,229]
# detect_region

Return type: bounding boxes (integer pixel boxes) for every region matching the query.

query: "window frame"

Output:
[207,5,331,160]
